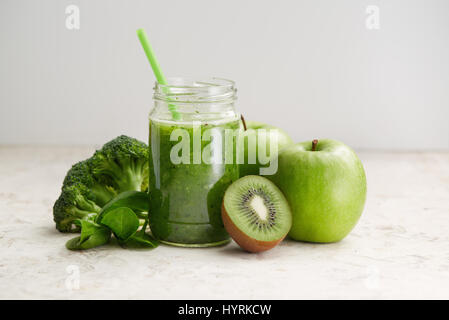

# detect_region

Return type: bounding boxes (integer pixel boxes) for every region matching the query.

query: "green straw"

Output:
[137,28,181,120]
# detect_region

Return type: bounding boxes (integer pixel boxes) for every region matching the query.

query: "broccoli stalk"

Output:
[90,154,145,192]
[88,183,117,206]
[90,135,149,193]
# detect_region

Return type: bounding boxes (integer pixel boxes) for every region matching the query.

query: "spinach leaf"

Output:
[95,191,149,223]
[119,215,158,249]
[66,220,111,250]
[100,207,140,241]
[122,233,159,249]
[64,192,158,251]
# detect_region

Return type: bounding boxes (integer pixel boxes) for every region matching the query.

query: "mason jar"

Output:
[148,78,240,247]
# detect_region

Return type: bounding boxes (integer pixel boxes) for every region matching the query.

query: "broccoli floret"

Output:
[53,135,149,233]
[53,184,101,232]
[63,160,117,206]
[90,135,149,193]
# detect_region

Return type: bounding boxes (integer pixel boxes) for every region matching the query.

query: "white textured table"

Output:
[0,147,448,299]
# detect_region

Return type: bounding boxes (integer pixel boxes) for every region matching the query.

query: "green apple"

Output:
[268,139,367,243]
[239,121,293,177]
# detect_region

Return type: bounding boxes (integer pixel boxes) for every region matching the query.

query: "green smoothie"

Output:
[148,119,240,246]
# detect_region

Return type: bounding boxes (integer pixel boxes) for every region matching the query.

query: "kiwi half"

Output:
[222,175,292,252]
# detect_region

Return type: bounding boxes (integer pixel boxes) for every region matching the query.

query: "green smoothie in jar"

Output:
[148,78,240,247]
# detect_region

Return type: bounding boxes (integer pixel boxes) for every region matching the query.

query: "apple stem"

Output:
[312,139,318,151]
[240,114,247,131]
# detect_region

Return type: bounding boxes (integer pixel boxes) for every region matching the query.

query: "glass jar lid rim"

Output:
[155,77,235,89]
[154,77,236,103]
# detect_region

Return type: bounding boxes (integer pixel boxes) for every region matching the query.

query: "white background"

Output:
[1,0,448,150]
